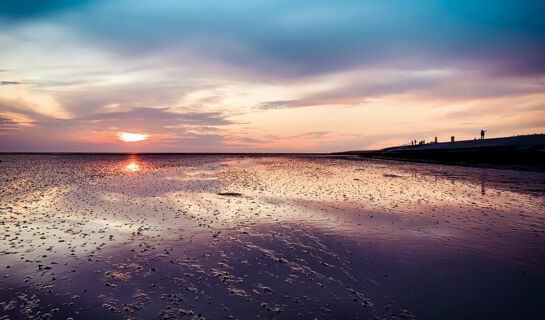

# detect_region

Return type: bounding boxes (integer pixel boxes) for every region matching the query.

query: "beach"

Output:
[1,154,545,319]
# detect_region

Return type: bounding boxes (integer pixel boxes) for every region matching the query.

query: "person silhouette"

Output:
[480,129,486,139]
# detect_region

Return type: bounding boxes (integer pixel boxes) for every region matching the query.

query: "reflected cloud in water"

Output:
[1,155,545,319]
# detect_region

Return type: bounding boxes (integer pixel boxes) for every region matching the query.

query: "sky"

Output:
[1,0,544,152]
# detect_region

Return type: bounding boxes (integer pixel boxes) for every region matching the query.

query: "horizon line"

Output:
[0,152,338,155]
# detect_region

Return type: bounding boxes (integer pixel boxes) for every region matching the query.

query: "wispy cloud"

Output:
[78,107,234,126]
[1,81,24,85]
[0,117,20,131]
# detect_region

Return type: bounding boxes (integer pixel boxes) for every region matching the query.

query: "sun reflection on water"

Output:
[124,162,141,172]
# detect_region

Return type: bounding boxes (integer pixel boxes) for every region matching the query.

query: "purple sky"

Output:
[1,0,544,152]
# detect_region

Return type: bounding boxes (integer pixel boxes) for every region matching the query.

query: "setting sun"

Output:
[118,132,150,142]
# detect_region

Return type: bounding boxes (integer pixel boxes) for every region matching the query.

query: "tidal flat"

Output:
[1,154,544,319]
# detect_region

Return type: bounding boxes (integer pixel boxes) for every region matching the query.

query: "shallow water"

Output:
[1,154,544,319]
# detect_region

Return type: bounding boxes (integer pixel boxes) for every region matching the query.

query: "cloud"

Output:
[0,0,92,19]
[0,97,55,122]
[0,106,235,152]
[257,68,545,110]
[78,107,234,126]
[238,137,266,144]
[257,100,301,110]
[1,1,545,152]
[0,117,20,131]
[0,128,228,152]
[258,74,440,109]
[3,0,543,80]
[1,81,24,85]
[290,131,332,139]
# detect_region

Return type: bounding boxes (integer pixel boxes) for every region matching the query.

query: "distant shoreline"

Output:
[333,134,545,172]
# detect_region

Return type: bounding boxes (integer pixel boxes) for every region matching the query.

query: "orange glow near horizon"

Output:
[118,132,150,142]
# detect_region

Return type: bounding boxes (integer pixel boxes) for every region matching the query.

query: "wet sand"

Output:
[1,154,544,319]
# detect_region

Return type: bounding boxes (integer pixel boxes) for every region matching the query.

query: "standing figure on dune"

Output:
[481,129,486,140]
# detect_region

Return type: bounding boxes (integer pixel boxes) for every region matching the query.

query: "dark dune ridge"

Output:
[335,134,545,170]
[1,154,544,319]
